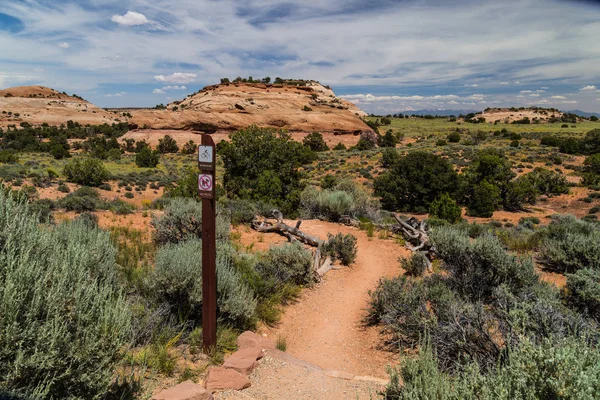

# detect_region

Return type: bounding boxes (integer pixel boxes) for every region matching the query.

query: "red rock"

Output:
[236,331,275,350]
[223,347,264,375]
[205,366,251,392]
[152,380,213,400]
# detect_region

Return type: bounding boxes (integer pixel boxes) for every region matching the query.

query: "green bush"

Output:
[0,191,131,398]
[385,337,600,399]
[333,142,346,151]
[0,150,18,163]
[58,186,106,212]
[255,242,315,287]
[135,147,160,168]
[146,240,256,327]
[151,198,203,245]
[447,131,461,143]
[63,157,109,186]
[540,215,600,272]
[300,180,376,221]
[157,135,179,153]
[302,132,329,151]
[401,252,429,276]
[431,226,537,300]
[323,233,358,266]
[524,167,569,196]
[466,180,501,217]
[429,193,461,223]
[582,154,600,187]
[565,268,600,320]
[219,126,315,215]
[374,151,458,212]
[180,140,196,155]
[355,137,375,151]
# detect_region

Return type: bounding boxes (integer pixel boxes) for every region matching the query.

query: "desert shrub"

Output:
[503,176,538,211]
[380,148,401,168]
[582,154,600,187]
[0,150,18,163]
[57,183,70,193]
[374,151,459,212]
[378,130,398,148]
[539,215,600,272]
[58,186,106,212]
[429,193,462,223]
[0,192,131,398]
[333,142,346,151]
[466,180,501,217]
[109,199,136,215]
[320,174,338,189]
[322,233,358,266]
[63,157,109,186]
[385,337,600,400]
[255,242,315,289]
[524,167,569,195]
[447,131,461,143]
[180,140,196,155]
[29,198,55,223]
[302,132,329,151]
[135,147,160,168]
[300,180,376,221]
[157,135,179,153]
[219,126,315,215]
[106,147,122,161]
[146,240,256,328]
[431,226,537,300]
[355,137,375,150]
[565,268,600,320]
[300,186,354,221]
[151,198,203,245]
[436,139,447,146]
[581,128,600,154]
[220,198,269,225]
[401,252,429,276]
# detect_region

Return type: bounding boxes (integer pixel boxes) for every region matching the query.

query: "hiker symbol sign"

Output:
[198,173,214,199]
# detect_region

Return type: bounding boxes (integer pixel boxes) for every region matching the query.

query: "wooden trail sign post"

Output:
[198,135,216,350]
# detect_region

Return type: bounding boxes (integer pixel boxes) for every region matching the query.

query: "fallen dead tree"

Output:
[251,210,333,279]
[390,214,435,270]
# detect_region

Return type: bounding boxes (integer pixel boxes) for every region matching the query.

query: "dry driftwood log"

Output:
[251,210,324,247]
[251,210,333,279]
[391,213,434,270]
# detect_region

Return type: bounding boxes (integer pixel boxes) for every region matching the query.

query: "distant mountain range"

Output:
[566,110,600,118]
[397,109,480,117]
[397,109,600,118]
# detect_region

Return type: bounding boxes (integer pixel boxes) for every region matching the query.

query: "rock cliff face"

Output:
[0,86,119,128]
[129,81,370,134]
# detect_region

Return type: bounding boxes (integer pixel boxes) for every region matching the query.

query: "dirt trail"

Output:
[261,220,410,378]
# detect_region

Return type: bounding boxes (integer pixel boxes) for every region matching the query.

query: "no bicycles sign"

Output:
[198,173,214,199]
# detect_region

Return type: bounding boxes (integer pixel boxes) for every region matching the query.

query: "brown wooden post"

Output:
[198,135,217,350]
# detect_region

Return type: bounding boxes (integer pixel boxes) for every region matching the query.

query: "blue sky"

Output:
[1,0,600,113]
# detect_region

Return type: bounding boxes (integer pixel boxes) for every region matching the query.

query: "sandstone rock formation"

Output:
[0,86,121,128]
[129,81,370,134]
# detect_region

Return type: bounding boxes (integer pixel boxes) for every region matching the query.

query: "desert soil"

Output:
[237,220,409,378]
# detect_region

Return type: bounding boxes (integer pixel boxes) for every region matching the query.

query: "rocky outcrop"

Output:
[205,367,251,391]
[129,81,370,134]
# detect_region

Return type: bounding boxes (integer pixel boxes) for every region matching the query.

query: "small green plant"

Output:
[322,233,358,266]
[276,335,287,352]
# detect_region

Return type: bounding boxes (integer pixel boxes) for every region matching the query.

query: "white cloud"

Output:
[111,11,149,27]
[537,99,549,104]
[152,89,166,94]
[105,92,126,97]
[562,100,578,104]
[514,81,521,85]
[154,73,197,84]
[520,90,532,93]
[58,42,70,49]
[162,85,187,90]
[580,85,597,91]
[464,84,478,87]
[529,93,540,97]
[500,82,509,85]
[551,95,566,99]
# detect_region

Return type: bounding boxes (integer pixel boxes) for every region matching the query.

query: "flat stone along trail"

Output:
[265,220,409,378]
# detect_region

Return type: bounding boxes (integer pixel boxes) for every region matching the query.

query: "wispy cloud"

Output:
[580,85,597,91]
[152,88,165,94]
[154,73,197,84]
[111,11,149,27]
[58,42,70,49]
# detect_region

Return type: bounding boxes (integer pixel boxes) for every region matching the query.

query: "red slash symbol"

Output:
[199,174,213,191]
